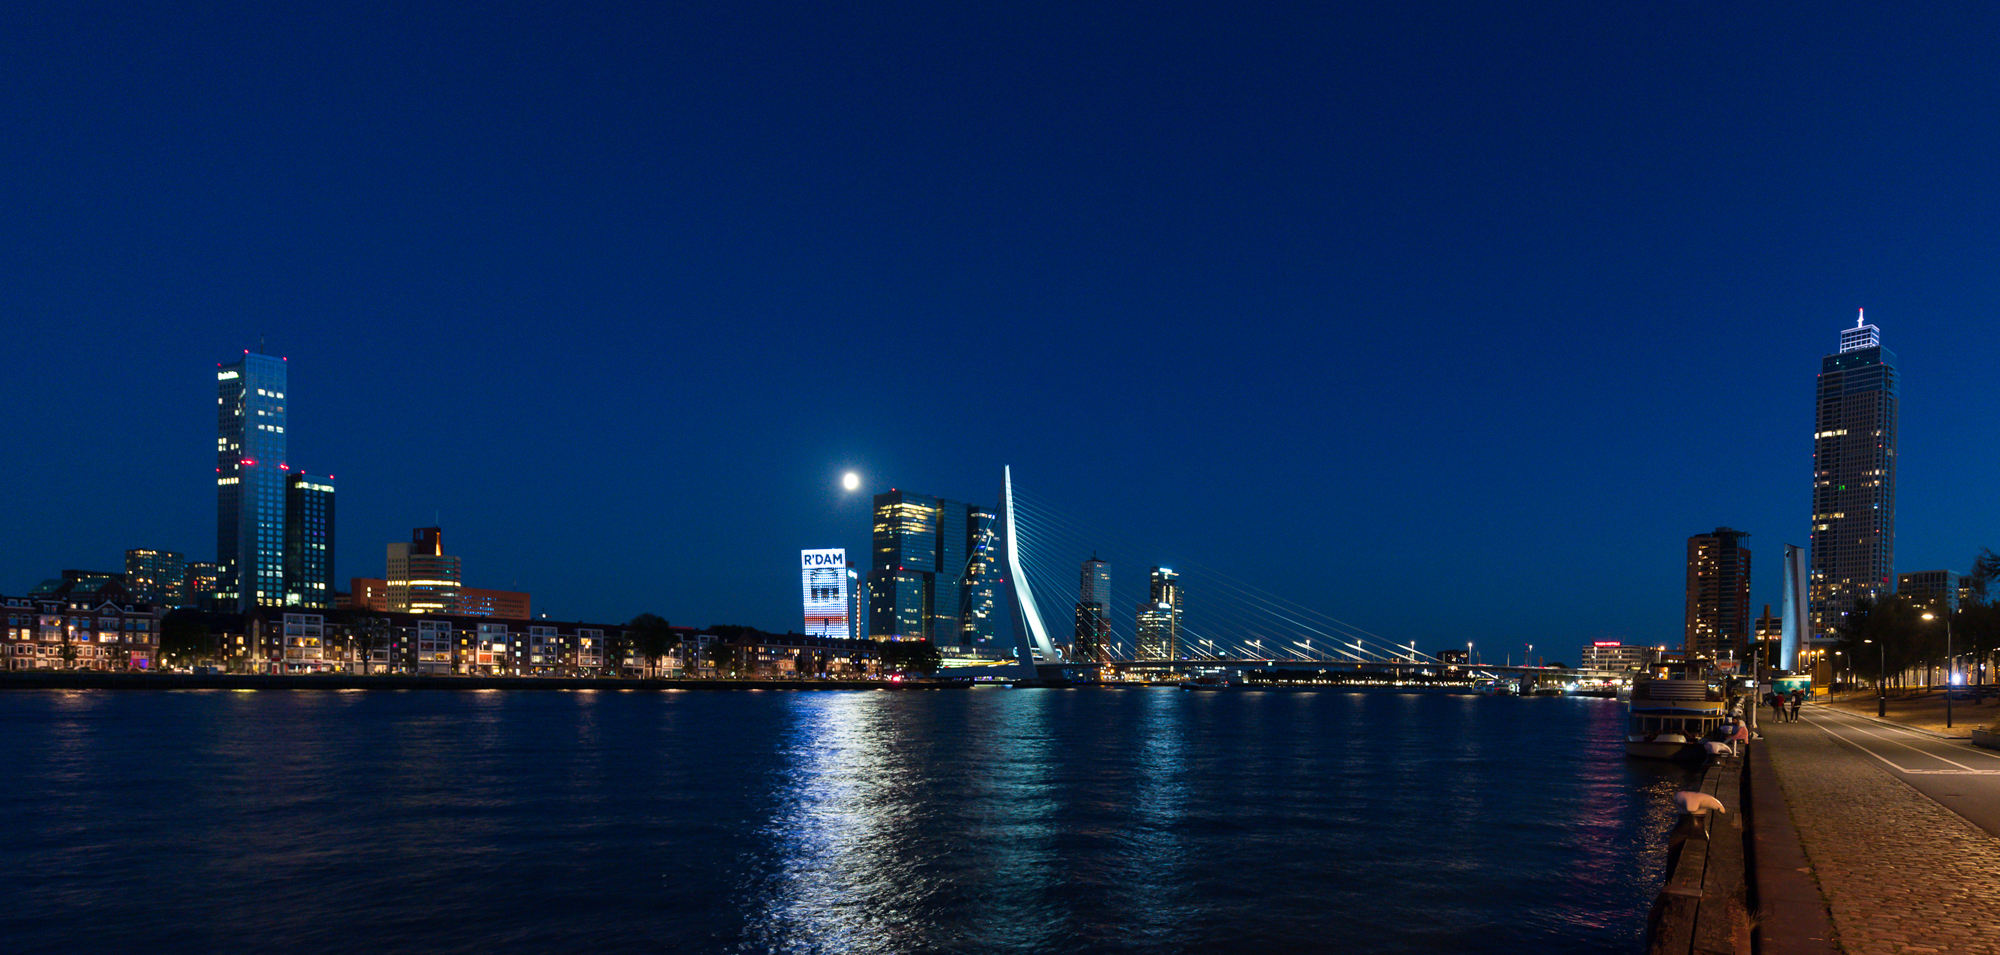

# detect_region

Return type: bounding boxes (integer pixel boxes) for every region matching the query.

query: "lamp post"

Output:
[1923,611,1954,728]
[1864,639,1884,717]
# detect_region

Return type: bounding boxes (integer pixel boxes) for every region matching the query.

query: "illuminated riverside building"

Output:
[802,549,851,639]
[1809,313,1897,642]
[1578,642,1658,672]
[866,490,989,645]
[1135,567,1182,661]
[125,549,187,606]
[1897,569,1959,613]
[1074,555,1111,663]
[284,473,335,608]
[1,593,161,670]
[217,352,289,611]
[960,506,998,648]
[387,526,461,614]
[1685,527,1751,662]
[186,562,223,608]
[348,577,527,618]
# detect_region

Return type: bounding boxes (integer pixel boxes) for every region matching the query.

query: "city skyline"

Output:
[8,4,2000,648]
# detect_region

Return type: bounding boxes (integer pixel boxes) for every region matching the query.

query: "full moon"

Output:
[842,471,860,491]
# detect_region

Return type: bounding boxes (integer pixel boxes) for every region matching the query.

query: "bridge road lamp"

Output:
[1864,639,1885,717]
[1922,612,1955,729]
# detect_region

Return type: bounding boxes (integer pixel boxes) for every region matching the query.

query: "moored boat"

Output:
[1626,669,1726,760]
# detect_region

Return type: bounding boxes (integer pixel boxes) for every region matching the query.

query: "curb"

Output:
[1745,738,1837,955]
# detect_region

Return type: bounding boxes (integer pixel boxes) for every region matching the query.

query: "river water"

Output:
[0,686,1692,954]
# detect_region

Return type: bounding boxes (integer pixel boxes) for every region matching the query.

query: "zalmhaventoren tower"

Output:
[217,351,335,611]
[1809,312,1897,642]
[217,352,289,611]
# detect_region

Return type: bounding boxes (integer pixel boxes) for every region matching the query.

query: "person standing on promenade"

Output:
[1788,688,1804,722]
[1770,690,1788,723]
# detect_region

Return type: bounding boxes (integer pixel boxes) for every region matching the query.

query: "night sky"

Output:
[7,2,1999,654]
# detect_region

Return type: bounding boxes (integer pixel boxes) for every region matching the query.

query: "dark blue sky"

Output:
[6,1,1999,653]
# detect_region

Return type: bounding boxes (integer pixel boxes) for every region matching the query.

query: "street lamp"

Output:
[1862,639,1885,716]
[1923,611,1955,729]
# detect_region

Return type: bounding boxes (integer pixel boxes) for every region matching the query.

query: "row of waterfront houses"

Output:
[3,591,896,679]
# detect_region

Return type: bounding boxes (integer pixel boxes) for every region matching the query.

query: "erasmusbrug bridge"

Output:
[943,467,1610,685]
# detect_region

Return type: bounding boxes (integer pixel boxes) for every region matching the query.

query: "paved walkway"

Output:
[1761,713,2000,954]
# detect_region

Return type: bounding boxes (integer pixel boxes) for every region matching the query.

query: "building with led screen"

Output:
[802,549,850,639]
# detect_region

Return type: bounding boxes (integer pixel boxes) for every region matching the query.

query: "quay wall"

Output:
[1644,750,1749,955]
[0,671,970,692]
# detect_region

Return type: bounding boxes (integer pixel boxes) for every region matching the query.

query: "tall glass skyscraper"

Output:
[285,473,336,608]
[1809,313,1897,642]
[1136,567,1182,661]
[1074,555,1111,663]
[866,490,984,645]
[217,352,289,611]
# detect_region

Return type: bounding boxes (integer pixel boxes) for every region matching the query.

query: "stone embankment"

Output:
[1645,748,1750,955]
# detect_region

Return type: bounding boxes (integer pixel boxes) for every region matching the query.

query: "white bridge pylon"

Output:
[999,465,1060,676]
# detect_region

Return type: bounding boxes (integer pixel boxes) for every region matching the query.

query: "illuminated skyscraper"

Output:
[284,473,336,608]
[1809,312,1897,642]
[801,549,851,639]
[1135,567,1181,661]
[1684,528,1751,662]
[1074,555,1111,663]
[960,506,998,648]
[217,352,288,611]
[125,549,188,606]
[387,526,461,614]
[865,490,982,645]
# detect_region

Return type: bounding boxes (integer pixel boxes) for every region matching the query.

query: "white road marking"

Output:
[1804,709,2000,774]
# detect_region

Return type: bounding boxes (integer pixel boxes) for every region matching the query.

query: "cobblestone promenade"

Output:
[1763,716,2000,954]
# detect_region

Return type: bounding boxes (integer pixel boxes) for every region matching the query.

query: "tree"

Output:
[1956,602,2000,690]
[1835,595,1932,687]
[877,639,943,676]
[351,616,393,675]
[160,608,210,667]
[627,613,675,679]
[705,639,738,677]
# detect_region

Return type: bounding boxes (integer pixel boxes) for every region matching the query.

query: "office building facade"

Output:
[217,352,289,611]
[1809,313,1897,641]
[865,490,985,645]
[802,548,851,639]
[387,526,461,614]
[1897,569,1960,613]
[1135,567,1182,661]
[960,506,998,648]
[125,549,188,606]
[284,473,336,608]
[1074,555,1111,663]
[1685,527,1751,662]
